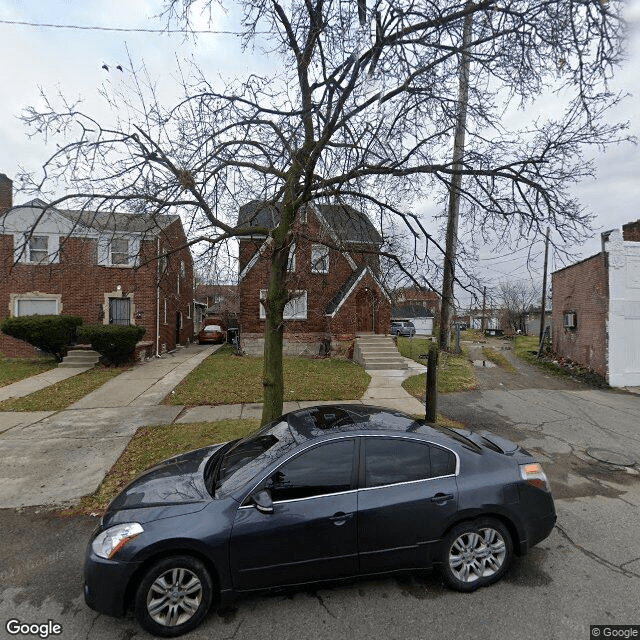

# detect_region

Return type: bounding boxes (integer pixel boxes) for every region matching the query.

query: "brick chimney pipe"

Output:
[0,173,13,212]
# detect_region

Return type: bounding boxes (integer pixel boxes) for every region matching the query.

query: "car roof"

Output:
[283,404,473,450]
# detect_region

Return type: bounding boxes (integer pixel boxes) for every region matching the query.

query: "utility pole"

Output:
[439,2,473,351]
[537,227,551,357]
[481,285,487,332]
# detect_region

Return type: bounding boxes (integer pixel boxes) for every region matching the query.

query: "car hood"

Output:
[106,444,224,514]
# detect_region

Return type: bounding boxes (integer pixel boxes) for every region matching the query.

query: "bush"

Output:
[78,324,146,364]
[0,314,83,361]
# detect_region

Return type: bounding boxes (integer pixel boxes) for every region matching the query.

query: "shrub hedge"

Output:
[0,314,84,361]
[78,324,146,364]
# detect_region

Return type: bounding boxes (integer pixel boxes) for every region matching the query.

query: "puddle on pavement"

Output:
[472,359,497,368]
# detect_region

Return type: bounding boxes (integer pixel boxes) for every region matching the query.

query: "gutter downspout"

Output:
[156,238,161,356]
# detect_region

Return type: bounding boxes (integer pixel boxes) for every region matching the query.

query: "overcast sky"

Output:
[1,0,639,302]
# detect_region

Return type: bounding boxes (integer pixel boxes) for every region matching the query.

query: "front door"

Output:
[109,298,130,325]
[229,439,358,590]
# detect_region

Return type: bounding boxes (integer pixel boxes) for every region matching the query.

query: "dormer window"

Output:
[311,244,329,274]
[111,238,129,265]
[29,236,49,264]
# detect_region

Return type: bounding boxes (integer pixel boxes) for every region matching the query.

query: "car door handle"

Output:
[430,493,454,503]
[329,512,353,526]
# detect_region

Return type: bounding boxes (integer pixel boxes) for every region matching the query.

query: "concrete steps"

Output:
[59,348,100,368]
[354,334,407,370]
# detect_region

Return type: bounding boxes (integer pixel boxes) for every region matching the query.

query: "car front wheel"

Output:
[134,555,214,637]
[441,518,512,592]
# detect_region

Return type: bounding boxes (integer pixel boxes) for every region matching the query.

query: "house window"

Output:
[28,236,49,264]
[177,274,180,296]
[180,260,186,279]
[160,253,168,273]
[110,238,129,265]
[259,289,307,320]
[14,297,58,316]
[287,243,296,272]
[563,311,577,329]
[311,245,329,274]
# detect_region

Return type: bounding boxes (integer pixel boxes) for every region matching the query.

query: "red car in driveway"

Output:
[197,324,225,344]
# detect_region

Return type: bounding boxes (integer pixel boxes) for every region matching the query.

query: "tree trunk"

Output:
[260,199,297,425]
[438,3,473,351]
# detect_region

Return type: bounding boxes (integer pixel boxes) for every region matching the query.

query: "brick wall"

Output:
[551,253,608,377]
[155,219,195,352]
[0,174,12,212]
[622,220,640,242]
[0,218,194,358]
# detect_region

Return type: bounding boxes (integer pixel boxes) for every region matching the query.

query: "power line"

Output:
[0,18,240,35]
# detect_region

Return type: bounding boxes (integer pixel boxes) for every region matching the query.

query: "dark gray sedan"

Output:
[84,405,556,637]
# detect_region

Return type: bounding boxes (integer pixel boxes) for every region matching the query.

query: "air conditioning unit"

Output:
[563,312,576,329]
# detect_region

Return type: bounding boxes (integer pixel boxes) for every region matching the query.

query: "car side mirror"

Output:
[252,489,274,514]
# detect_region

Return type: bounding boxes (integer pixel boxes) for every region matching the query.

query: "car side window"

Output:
[364,438,455,488]
[365,438,430,487]
[430,444,456,477]
[267,439,355,502]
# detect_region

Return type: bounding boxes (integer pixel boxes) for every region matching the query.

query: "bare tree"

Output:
[497,280,539,333]
[18,0,630,424]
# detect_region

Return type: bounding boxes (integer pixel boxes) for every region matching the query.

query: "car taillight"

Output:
[519,463,550,491]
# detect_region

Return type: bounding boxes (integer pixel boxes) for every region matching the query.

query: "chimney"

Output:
[622,220,640,243]
[0,173,13,212]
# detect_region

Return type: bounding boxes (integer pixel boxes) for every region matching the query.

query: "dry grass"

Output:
[168,345,370,405]
[481,346,517,373]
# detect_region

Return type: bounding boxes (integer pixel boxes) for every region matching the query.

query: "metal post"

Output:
[425,343,439,422]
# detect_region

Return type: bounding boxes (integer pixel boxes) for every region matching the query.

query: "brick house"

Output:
[552,220,640,386]
[238,201,391,356]
[0,173,194,358]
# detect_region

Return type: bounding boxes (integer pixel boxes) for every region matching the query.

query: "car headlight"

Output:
[92,523,144,559]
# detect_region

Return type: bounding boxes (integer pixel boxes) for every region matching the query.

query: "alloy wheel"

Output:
[146,567,203,628]
[448,527,507,583]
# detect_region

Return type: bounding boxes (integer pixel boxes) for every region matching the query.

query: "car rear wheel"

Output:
[441,518,512,592]
[134,556,213,637]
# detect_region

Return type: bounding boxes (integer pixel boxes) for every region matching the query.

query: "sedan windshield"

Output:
[212,420,296,497]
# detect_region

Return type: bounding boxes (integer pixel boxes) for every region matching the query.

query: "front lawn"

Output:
[168,345,371,405]
[0,366,127,411]
[0,356,57,388]
[67,419,261,515]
